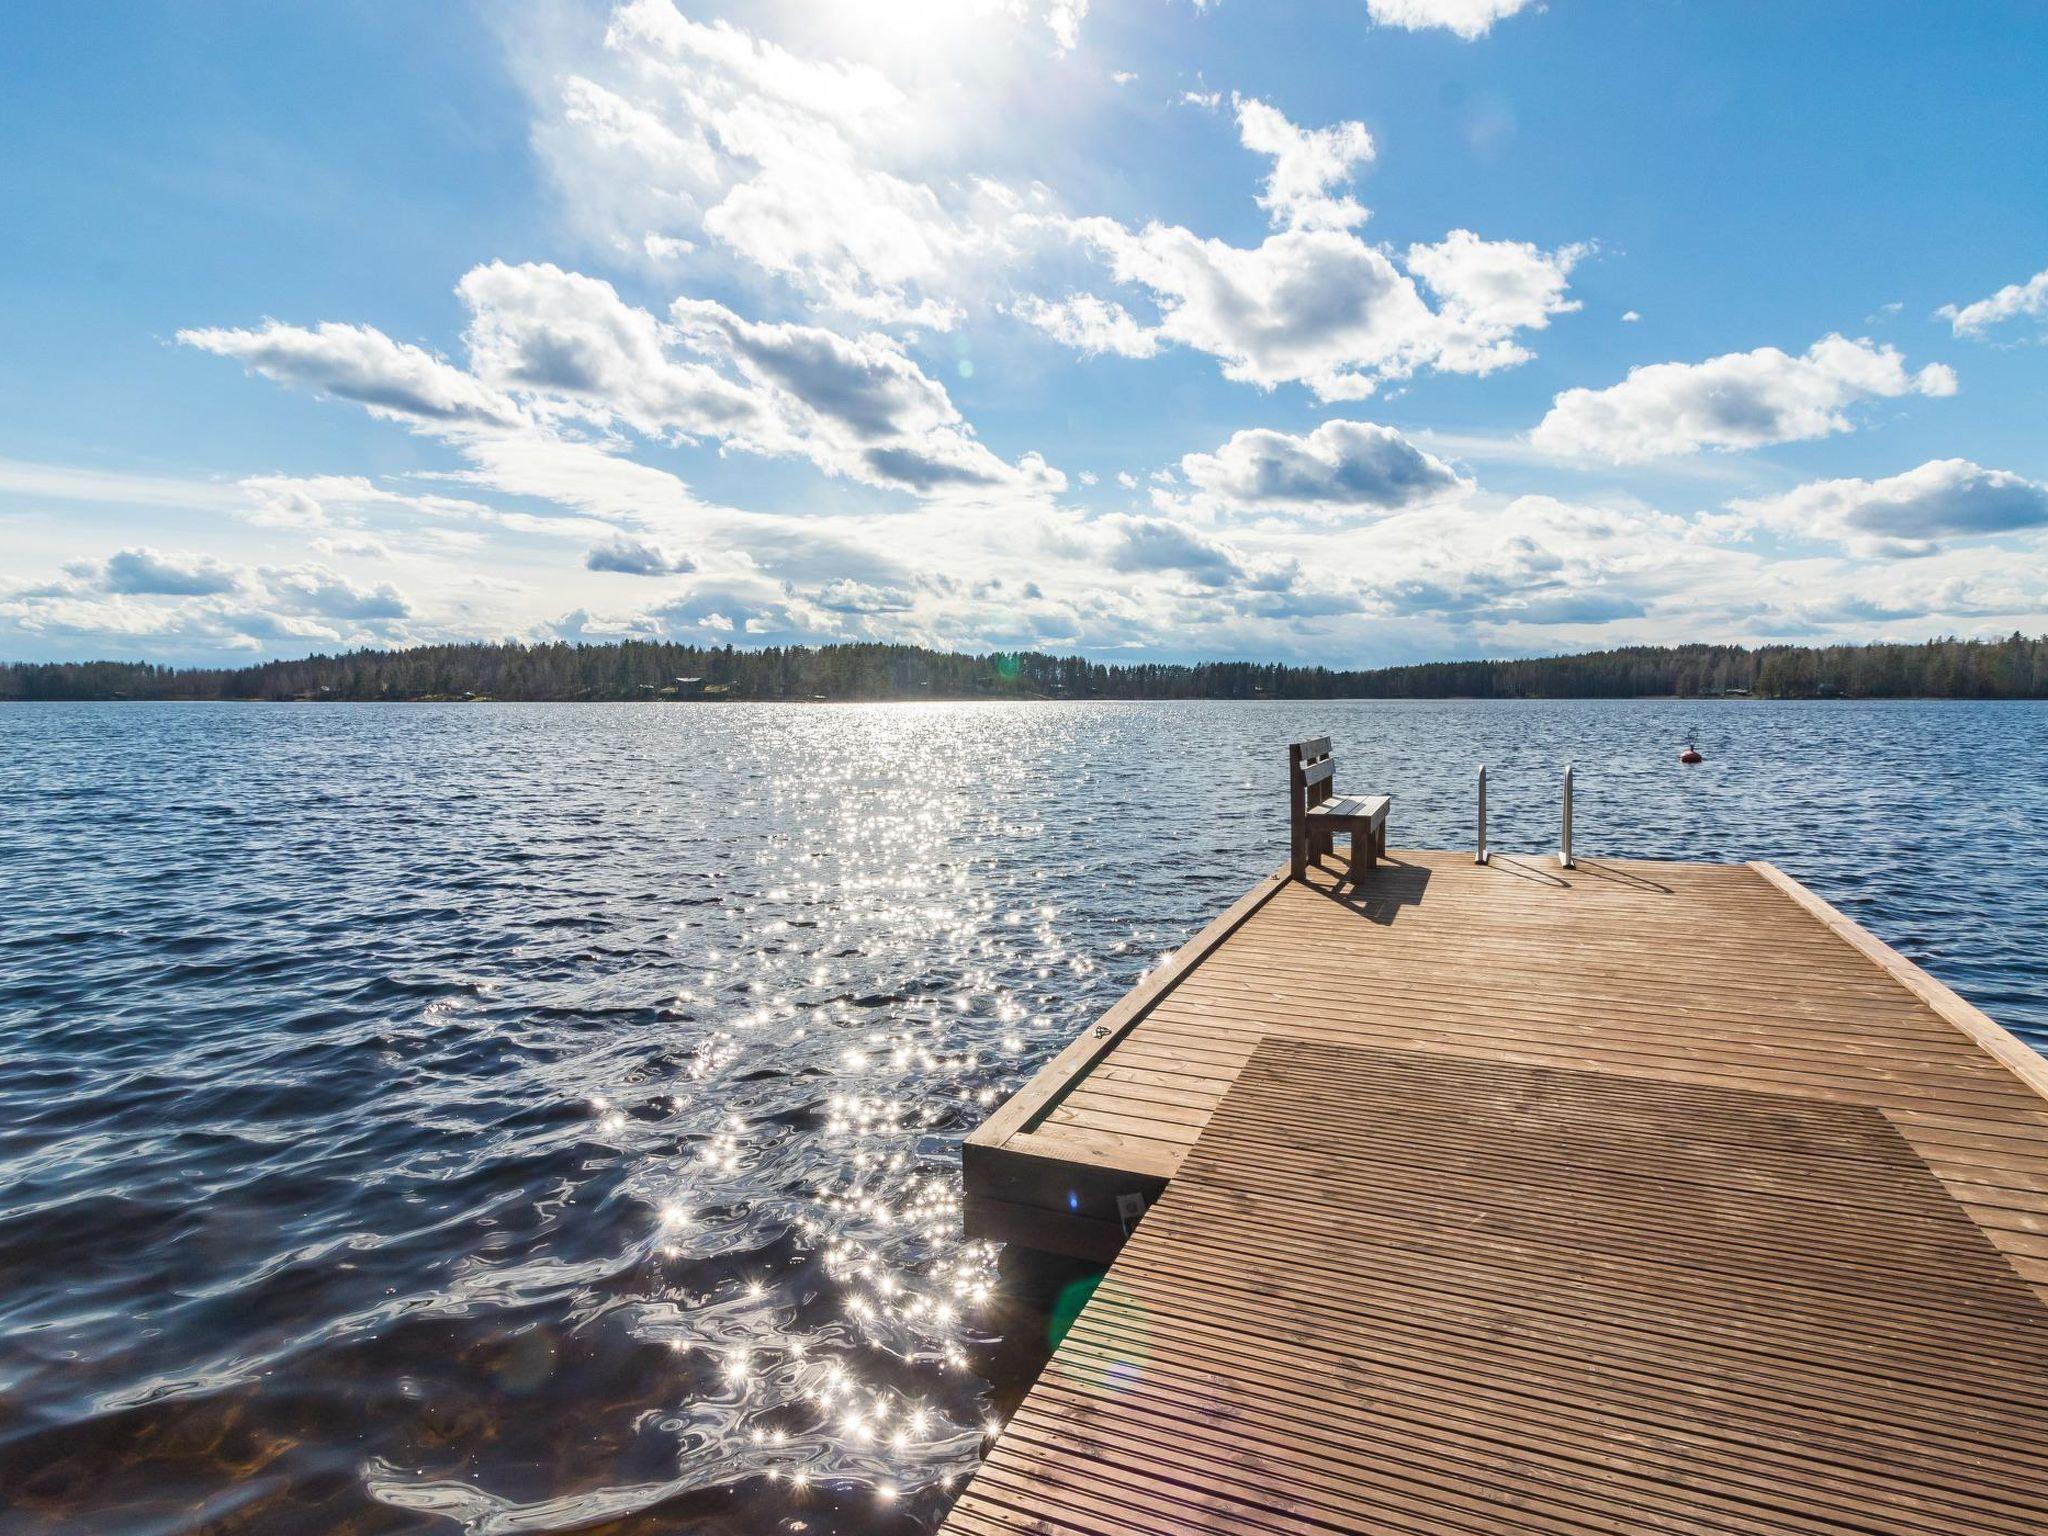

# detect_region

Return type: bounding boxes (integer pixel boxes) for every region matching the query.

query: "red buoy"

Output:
[1680,738,1704,764]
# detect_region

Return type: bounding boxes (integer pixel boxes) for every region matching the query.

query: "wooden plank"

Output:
[943,1040,2048,1536]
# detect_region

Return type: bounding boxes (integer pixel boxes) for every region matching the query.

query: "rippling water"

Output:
[3,699,2043,1535]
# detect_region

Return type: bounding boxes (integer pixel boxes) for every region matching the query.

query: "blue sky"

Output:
[4,0,2046,666]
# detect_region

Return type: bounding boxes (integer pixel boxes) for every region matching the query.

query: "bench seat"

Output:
[1307,794,1390,824]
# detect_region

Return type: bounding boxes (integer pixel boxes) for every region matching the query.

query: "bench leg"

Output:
[1349,828,1371,882]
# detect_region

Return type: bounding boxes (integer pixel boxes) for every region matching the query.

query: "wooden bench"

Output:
[1289,736,1389,882]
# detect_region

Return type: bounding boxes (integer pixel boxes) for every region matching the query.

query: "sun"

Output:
[772,0,1035,80]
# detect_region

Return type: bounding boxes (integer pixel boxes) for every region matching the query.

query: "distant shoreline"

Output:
[5,634,2044,703]
[3,692,2035,707]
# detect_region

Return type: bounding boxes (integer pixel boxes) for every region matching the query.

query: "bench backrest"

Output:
[1288,737,1335,862]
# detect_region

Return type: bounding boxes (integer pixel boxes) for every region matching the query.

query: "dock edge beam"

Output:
[961,861,1293,1260]
[1749,861,2048,1101]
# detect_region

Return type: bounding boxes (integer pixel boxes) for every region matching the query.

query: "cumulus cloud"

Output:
[3,549,416,660]
[262,565,411,620]
[1234,96,1374,231]
[585,537,697,575]
[1731,459,2048,557]
[1097,514,1248,587]
[102,547,244,596]
[1062,217,1580,399]
[1180,419,1469,514]
[1939,265,2048,338]
[814,577,915,613]
[1530,334,1958,462]
[669,296,1050,492]
[1364,0,1538,39]
[177,321,523,428]
[1357,495,1707,629]
[187,262,1057,501]
[458,261,763,438]
[1406,229,1586,372]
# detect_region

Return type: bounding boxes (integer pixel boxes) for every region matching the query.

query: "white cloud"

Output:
[1405,229,1585,372]
[1234,96,1374,231]
[1621,310,1641,323]
[1048,0,1089,52]
[1010,294,1161,358]
[814,577,915,614]
[262,564,412,620]
[103,547,244,596]
[187,262,1057,502]
[1939,265,2048,337]
[1354,495,1707,628]
[523,2,1042,329]
[1531,334,1958,462]
[1064,217,1579,399]
[1004,96,1577,399]
[669,296,1056,492]
[1731,459,2048,557]
[585,537,697,575]
[176,321,524,428]
[2,549,416,659]
[1179,419,1469,515]
[1364,0,1538,40]
[458,261,765,438]
[1096,513,1249,587]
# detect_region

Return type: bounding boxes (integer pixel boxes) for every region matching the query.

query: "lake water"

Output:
[3,699,2044,1535]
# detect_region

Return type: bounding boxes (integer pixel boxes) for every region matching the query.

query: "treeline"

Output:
[4,634,2046,703]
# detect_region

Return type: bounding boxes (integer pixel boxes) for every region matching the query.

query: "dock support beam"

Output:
[1560,763,1576,870]
[1476,765,1489,865]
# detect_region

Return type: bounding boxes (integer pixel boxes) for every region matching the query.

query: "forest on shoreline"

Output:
[5,634,2046,703]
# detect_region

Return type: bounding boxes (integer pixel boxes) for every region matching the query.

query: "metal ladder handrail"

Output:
[1473,762,1577,868]
[1475,765,1489,865]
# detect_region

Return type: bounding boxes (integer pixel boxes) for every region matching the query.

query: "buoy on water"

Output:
[1679,735,1704,765]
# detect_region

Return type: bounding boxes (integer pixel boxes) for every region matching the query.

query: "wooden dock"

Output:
[948,847,2048,1534]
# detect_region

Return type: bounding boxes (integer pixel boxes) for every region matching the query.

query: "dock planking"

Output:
[946,1037,2048,1536]
[963,849,2048,1297]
